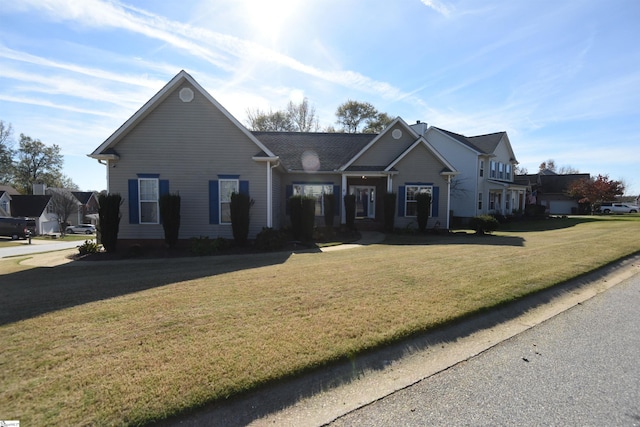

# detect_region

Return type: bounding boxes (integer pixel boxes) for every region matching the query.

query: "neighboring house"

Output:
[515,169,591,214]
[1,186,20,216]
[89,70,462,243]
[9,194,53,235]
[44,188,100,227]
[416,126,528,221]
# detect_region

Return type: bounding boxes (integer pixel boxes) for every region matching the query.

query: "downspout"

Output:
[446,175,452,229]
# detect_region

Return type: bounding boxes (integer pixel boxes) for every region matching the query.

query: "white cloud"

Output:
[420,0,453,17]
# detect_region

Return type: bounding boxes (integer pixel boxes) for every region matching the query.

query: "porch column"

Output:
[266,161,273,228]
[502,188,507,214]
[341,174,347,224]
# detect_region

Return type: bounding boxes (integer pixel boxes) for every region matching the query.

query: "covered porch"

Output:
[487,181,528,216]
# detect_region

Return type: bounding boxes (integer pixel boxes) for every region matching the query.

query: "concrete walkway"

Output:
[320,231,385,252]
[0,232,385,267]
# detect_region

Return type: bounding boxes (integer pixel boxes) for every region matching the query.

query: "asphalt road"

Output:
[330,269,640,426]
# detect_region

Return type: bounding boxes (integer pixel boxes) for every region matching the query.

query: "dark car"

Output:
[0,217,30,239]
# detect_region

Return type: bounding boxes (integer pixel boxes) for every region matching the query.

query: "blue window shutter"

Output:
[128,179,139,224]
[209,180,219,224]
[398,186,405,217]
[285,185,293,215]
[239,180,249,195]
[159,180,170,196]
[333,185,340,215]
[432,186,439,217]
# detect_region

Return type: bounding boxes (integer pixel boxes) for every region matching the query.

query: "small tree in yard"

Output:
[323,193,335,228]
[98,193,122,253]
[469,215,500,235]
[47,188,79,236]
[567,174,625,213]
[383,192,396,232]
[416,192,432,232]
[159,193,181,248]
[301,196,316,242]
[344,194,356,230]
[230,192,252,246]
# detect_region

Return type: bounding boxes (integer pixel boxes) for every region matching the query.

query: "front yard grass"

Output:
[2,216,640,425]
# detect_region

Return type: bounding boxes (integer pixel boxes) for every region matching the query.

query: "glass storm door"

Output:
[352,186,376,219]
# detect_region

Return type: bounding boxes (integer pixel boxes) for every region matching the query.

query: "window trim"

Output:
[219,178,239,224]
[292,182,334,216]
[138,177,159,224]
[404,184,433,217]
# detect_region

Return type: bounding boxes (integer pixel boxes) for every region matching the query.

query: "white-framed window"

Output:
[506,164,512,181]
[498,163,504,180]
[490,161,497,179]
[405,185,433,217]
[293,184,333,215]
[139,178,159,224]
[478,192,483,210]
[479,160,484,177]
[219,178,239,224]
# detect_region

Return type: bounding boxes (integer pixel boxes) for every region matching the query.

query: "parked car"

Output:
[599,202,639,214]
[0,217,30,240]
[66,224,96,234]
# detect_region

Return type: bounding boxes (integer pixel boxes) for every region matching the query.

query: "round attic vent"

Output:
[392,129,402,139]
[179,87,194,102]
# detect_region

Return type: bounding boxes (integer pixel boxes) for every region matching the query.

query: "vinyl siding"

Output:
[426,129,479,218]
[351,124,414,167]
[108,81,269,240]
[391,142,449,229]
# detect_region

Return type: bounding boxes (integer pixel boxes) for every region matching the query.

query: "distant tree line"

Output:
[246,99,394,134]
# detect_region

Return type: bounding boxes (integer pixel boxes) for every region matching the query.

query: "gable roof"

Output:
[71,191,96,205]
[432,127,511,157]
[89,70,275,160]
[0,185,20,196]
[386,137,458,175]
[340,117,420,171]
[254,132,374,172]
[539,173,590,194]
[10,195,51,217]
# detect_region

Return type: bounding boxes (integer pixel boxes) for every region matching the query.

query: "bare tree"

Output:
[47,188,79,236]
[246,108,294,131]
[287,98,319,132]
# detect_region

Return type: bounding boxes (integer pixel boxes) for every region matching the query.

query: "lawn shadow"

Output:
[153,253,640,427]
[499,215,601,232]
[383,231,526,247]
[0,249,299,326]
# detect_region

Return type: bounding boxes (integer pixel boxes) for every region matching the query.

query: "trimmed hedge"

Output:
[469,215,500,234]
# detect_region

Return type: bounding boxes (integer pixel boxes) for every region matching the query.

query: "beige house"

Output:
[89,70,522,242]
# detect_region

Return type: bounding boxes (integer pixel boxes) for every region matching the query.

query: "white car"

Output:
[66,224,96,234]
[599,203,639,214]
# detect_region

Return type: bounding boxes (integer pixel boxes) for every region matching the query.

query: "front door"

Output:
[351,186,376,219]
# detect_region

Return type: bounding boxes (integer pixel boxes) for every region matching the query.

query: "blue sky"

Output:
[1,0,639,195]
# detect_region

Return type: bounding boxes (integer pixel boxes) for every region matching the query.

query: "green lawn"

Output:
[1,216,640,426]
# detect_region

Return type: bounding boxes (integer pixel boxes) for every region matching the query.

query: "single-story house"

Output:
[89,70,525,243]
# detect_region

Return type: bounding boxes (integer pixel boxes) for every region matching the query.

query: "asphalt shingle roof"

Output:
[252,132,375,172]
[10,195,51,217]
[434,127,505,154]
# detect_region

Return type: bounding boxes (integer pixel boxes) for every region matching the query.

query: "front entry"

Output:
[351,186,376,219]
